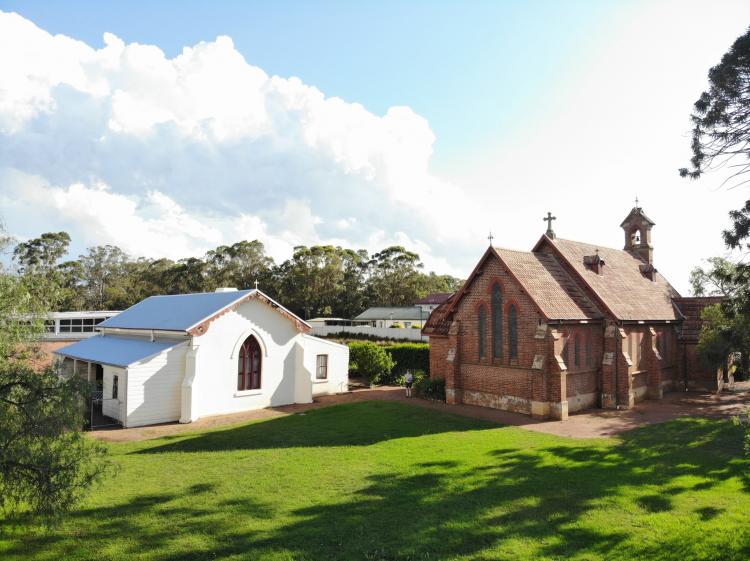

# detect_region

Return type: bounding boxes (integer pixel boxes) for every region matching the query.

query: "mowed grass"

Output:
[2,401,749,561]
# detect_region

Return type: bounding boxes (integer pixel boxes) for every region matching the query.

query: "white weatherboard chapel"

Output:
[55,289,349,428]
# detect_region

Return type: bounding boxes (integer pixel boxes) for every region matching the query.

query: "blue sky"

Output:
[1,1,749,293]
[0,0,617,159]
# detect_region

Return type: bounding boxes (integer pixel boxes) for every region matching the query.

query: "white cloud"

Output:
[0,9,486,272]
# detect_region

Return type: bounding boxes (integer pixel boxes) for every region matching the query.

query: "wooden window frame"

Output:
[238,336,262,391]
[316,354,329,380]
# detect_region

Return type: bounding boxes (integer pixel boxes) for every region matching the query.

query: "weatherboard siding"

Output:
[125,344,187,428]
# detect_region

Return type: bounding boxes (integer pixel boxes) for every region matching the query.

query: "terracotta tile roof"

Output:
[422,293,456,336]
[493,248,603,321]
[545,238,681,321]
[673,297,725,341]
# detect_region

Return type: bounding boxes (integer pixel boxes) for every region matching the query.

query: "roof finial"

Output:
[254,279,259,290]
[487,231,494,246]
[635,195,639,208]
[543,211,557,239]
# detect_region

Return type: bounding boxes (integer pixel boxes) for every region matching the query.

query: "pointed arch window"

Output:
[508,304,518,360]
[478,305,487,359]
[491,283,503,359]
[238,335,262,391]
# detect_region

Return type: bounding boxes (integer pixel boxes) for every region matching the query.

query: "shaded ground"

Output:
[94,381,750,442]
[3,401,749,561]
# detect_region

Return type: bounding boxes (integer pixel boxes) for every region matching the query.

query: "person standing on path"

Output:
[404,370,414,398]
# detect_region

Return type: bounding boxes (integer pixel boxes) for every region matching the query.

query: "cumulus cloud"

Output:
[0,10,481,275]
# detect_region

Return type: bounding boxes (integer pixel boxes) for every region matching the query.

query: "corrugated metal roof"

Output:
[355,307,425,320]
[99,290,253,331]
[55,336,185,367]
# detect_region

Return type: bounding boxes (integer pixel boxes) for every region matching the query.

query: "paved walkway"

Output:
[92,383,750,443]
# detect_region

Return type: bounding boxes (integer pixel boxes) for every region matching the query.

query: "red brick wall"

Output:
[453,253,543,369]
[428,336,451,380]
[459,363,534,399]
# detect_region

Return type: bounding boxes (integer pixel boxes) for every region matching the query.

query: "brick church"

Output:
[424,205,719,420]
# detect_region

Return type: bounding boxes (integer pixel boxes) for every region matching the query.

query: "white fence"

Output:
[311,325,428,342]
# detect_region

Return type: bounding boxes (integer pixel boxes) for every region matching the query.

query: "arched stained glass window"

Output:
[478,305,487,359]
[508,304,518,360]
[491,283,503,359]
[238,335,262,391]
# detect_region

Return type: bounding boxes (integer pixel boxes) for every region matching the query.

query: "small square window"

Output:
[316,354,328,380]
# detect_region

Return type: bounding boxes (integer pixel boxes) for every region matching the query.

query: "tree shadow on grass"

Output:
[133,401,498,453]
[4,414,750,561]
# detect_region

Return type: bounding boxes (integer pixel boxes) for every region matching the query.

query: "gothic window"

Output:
[508,304,518,360]
[491,283,503,359]
[478,305,487,359]
[238,335,262,391]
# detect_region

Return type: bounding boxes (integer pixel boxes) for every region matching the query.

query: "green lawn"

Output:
[2,401,749,561]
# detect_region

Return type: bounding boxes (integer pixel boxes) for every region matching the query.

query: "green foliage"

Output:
[383,343,429,377]
[12,232,71,274]
[413,374,446,402]
[0,365,112,519]
[689,257,739,297]
[680,26,750,185]
[347,341,395,384]
[0,234,112,519]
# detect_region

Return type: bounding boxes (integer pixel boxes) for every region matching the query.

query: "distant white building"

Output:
[354,307,427,328]
[55,289,349,428]
[43,311,121,340]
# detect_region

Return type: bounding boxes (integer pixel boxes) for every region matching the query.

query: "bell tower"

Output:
[620,201,655,265]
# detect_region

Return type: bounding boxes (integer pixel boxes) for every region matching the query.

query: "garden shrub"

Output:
[348,341,395,384]
[384,343,429,377]
[414,375,446,402]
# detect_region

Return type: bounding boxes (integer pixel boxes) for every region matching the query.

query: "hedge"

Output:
[384,343,429,377]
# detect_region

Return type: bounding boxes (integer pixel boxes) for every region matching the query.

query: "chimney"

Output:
[583,251,605,274]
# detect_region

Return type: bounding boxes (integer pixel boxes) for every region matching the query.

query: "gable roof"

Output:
[55,336,185,368]
[537,237,681,321]
[99,289,311,334]
[414,293,453,306]
[493,247,602,320]
[355,307,425,321]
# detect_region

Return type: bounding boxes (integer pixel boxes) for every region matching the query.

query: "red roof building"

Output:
[425,206,720,420]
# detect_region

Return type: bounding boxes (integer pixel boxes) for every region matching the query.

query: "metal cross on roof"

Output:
[635,196,639,208]
[254,279,259,290]
[543,212,557,238]
[487,231,494,245]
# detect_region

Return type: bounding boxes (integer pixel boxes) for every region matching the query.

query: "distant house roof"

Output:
[55,336,185,368]
[538,237,681,321]
[98,289,311,335]
[414,293,453,306]
[493,247,602,320]
[355,307,425,321]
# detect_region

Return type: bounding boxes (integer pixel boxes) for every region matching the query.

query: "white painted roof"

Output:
[55,336,185,367]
